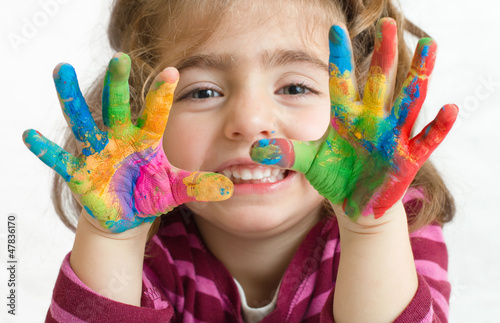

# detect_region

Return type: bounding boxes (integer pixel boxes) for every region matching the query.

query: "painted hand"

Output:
[250,19,457,221]
[23,53,233,233]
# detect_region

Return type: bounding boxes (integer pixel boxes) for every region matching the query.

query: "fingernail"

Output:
[163,67,179,84]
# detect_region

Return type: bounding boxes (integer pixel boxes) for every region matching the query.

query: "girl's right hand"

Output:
[23,53,233,233]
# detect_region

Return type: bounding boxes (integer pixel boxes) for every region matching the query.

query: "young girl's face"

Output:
[163,3,334,237]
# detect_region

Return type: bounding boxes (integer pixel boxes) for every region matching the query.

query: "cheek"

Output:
[162,116,209,171]
[286,102,331,141]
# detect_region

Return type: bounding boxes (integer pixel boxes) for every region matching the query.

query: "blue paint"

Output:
[424,124,431,137]
[331,102,350,126]
[360,138,374,153]
[102,65,112,127]
[325,138,335,152]
[419,44,430,69]
[258,138,271,147]
[376,128,398,166]
[252,139,282,165]
[328,25,353,74]
[107,216,155,233]
[387,76,420,129]
[260,156,282,165]
[111,145,161,224]
[23,129,78,182]
[84,206,95,218]
[54,64,108,156]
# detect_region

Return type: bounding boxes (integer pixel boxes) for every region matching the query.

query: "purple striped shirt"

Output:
[46,201,450,322]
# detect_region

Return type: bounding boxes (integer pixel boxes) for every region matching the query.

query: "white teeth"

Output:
[219,166,287,183]
[253,169,264,180]
[241,169,252,180]
[222,169,232,178]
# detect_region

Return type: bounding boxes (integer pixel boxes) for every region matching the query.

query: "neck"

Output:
[193,208,322,307]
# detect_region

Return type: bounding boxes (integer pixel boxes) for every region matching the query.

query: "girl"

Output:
[23,0,458,322]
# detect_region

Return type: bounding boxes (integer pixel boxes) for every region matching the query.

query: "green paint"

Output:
[102,54,132,128]
[250,144,282,165]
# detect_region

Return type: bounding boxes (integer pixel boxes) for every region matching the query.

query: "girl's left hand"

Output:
[250,18,458,223]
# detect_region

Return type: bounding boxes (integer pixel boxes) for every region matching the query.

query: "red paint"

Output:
[371,18,397,75]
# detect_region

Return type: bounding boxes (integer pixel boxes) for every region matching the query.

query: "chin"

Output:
[187,198,322,237]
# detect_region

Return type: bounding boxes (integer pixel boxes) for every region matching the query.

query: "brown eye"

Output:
[191,89,221,99]
[283,85,308,95]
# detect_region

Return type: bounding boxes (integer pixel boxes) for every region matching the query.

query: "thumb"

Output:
[250,137,322,175]
[172,169,233,205]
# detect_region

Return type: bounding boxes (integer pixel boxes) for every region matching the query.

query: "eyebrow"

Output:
[176,49,328,73]
[263,49,328,72]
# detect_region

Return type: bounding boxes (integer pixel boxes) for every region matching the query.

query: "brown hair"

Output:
[52,0,454,235]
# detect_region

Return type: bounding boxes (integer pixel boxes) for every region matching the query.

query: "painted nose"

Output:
[223,91,278,142]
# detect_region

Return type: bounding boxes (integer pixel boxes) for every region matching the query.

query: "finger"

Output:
[102,53,132,130]
[53,63,108,156]
[22,129,80,182]
[172,170,234,205]
[250,138,321,174]
[329,24,359,123]
[137,67,179,140]
[363,18,398,115]
[391,38,437,138]
[409,104,458,165]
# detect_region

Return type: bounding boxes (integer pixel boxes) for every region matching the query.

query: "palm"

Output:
[23,54,232,233]
[250,19,457,221]
[69,130,171,232]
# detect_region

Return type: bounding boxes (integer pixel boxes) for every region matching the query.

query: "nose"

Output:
[223,89,278,142]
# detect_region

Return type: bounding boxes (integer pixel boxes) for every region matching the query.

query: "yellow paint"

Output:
[183,172,233,201]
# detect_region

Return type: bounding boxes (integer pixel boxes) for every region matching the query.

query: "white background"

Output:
[1,0,499,322]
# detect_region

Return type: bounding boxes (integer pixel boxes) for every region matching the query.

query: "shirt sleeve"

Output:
[45,253,174,323]
[395,223,451,323]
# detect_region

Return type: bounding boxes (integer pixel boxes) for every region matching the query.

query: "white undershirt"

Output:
[233,278,281,323]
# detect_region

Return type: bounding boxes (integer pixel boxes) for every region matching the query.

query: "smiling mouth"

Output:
[218,165,289,184]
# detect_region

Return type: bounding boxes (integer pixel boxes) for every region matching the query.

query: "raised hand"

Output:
[250,18,457,221]
[23,53,233,233]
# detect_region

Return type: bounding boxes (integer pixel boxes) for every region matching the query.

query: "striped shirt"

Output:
[46,200,450,322]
